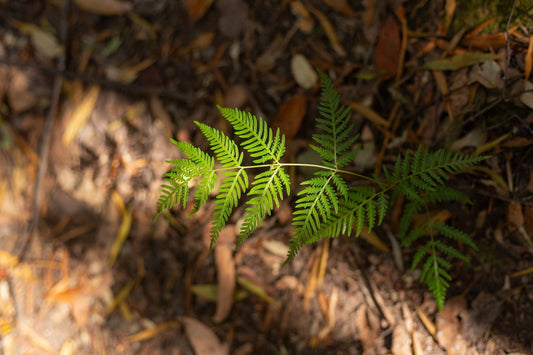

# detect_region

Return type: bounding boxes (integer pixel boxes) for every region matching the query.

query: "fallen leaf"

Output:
[7,69,38,113]
[449,125,487,151]
[74,0,132,15]
[291,54,318,89]
[290,1,314,33]
[308,5,346,57]
[213,243,235,323]
[469,59,503,89]
[322,0,355,17]
[105,58,155,84]
[186,0,214,23]
[127,321,180,342]
[520,80,533,109]
[62,85,100,146]
[374,15,400,80]
[181,317,229,355]
[271,94,307,139]
[109,206,132,266]
[424,52,502,71]
[224,85,248,108]
[508,202,524,228]
[526,35,533,80]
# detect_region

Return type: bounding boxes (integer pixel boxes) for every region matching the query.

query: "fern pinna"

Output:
[156,70,488,311]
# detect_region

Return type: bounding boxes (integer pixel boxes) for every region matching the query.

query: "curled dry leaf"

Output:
[271,94,307,139]
[74,0,132,15]
[291,54,318,89]
[181,316,229,355]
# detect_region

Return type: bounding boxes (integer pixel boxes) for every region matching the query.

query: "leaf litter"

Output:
[1,0,533,354]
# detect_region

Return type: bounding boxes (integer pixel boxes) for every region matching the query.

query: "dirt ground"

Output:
[1,0,533,354]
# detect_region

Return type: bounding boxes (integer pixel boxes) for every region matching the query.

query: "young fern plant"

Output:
[156,70,488,311]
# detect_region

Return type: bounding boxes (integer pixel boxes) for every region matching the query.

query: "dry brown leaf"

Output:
[290,1,314,33]
[127,321,180,342]
[508,202,524,228]
[291,54,318,89]
[62,85,100,145]
[526,35,533,80]
[213,243,235,323]
[391,323,411,355]
[186,0,214,23]
[271,94,307,139]
[224,85,248,108]
[347,101,389,127]
[359,227,389,252]
[308,5,346,57]
[323,0,355,17]
[181,316,229,355]
[374,14,401,80]
[74,0,132,15]
[436,295,468,354]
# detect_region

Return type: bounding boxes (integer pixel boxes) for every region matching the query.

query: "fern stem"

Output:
[211,163,377,182]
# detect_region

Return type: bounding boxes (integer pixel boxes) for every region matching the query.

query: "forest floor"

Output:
[1,0,533,354]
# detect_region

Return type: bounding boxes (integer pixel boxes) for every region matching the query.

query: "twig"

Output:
[503,0,518,99]
[15,0,70,259]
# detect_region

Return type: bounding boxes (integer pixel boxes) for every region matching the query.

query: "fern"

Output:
[156,70,489,311]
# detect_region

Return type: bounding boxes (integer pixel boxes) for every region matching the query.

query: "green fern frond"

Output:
[156,159,201,218]
[196,121,244,167]
[311,70,359,169]
[210,168,249,248]
[238,165,290,247]
[171,140,217,213]
[217,106,286,163]
[157,69,489,312]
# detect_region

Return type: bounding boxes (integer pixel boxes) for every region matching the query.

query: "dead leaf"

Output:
[374,15,400,80]
[520,80,533,109]
[12,21,64,59]
[290,1,314,33]
[436,295,468,353]
[224,85,248,108]
[74,0,132,15]
[424,52,502,71]
[109,206,132,266]
[508,202,524,228]
[271,94,307,139]
[291,54,318,89]
[127,321,180,342]
[469,59,503,89]
[7,69,38,113]
[526,35,533,80]
[391,323,411,355]
[323,0,355,17]
[308,5,346,57]
[105,58,155,84]
[449,125,487,151]
[62,85,100,145]
[213,243,235,323]
[181,316,229,355]
[348,101,389,127]
[186,0,214,23]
